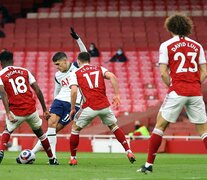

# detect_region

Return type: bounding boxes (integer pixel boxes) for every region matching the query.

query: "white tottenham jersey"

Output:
[54,62,82,106]
[53,38,86,106]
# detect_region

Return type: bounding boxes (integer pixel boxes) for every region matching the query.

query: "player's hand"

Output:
[69,108,76,121]
[70,27,79,40]
[7,112,17,123]
[112,94,121,107]
[43,110,50,120]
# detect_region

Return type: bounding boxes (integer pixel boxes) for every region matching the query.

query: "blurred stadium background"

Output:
[0,0,207,154]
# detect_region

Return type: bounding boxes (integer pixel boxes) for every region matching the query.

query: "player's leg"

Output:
[69,107,94,166]
[32,100,75,156]
[31,122,64,155]
[100,107,136,163]
[69,123,82,165]
[46,113,60,158]
[0,128,12,163]
[137,112,169,173]
[196,123,207,149]
[137,92,185,173]
[186,96,207,150]
[108,123,136,163]
[26,111,58,165]
[0,113,22,163]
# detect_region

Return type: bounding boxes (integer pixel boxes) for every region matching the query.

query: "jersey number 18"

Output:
[9,76,28,95]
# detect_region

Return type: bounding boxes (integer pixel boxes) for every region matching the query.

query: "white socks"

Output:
[32,127,57,158]
[47,127,57,158]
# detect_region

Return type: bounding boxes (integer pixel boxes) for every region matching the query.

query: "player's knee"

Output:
[33,127,43,138]
[108,123,118,131]
[72,123,82,132]
[48,119,58,128]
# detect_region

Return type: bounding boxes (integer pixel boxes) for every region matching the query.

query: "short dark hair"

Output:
[165,13,193,37]
[77,52,90,63]
[0,51,13,64]
[52,52,67,62]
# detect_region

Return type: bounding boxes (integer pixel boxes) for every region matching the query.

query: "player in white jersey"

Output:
[32,28,86,162]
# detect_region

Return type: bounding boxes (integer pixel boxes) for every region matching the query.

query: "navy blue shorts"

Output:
[50,99,80,126]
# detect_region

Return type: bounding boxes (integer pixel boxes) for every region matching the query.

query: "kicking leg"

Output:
[31,122,64,155]
[33,127,59,165]
[108,124,136,164]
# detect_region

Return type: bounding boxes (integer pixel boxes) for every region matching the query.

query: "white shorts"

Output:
[6,111,42,132]
[74,107,117,128]
[160,91,207,124]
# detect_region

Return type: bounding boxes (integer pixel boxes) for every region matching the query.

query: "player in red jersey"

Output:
[137,13,207,174]
[68,52,136,166]
[0,51,58,165]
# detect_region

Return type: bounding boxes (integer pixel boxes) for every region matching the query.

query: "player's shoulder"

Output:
[0,66,29,76]
[69,62,79,72]
[161,36,179,47]
[15,66,30,72]
[185,37,203,48]
[55,70,62,77]
[72,62,79,68]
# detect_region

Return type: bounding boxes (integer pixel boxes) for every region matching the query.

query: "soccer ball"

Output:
[17,149,36,164]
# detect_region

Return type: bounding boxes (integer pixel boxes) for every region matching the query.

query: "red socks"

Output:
[39,134,53,158]
[201,133,207,149]
[0,130,10,151]
[70,133,79,156]
[147,129,163,164]
[113,127,130,151]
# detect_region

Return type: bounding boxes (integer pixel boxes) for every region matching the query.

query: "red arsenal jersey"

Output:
[159,36,206,96]
[0,66,36,116]
[70,64,110,110]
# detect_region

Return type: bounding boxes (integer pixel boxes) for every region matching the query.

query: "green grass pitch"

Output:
[0,152,207,180]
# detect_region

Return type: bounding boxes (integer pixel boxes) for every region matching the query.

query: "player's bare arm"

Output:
[0,85,16,122]
[69,85,78,120]
[104,71,121,107]
[199,64,207,83]
[70,27,87,52]
[159,63,171,87]
[31,82,50,120]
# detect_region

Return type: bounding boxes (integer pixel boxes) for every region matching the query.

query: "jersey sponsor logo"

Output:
[61,78,70,86]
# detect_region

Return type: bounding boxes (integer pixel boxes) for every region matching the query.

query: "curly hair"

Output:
[164,13,193,37]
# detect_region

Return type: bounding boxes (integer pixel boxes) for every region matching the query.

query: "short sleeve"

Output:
[69,71,78,88]
[159,43,169,64]
[0,78,3,85]
[101,66,108,76]
[198,46,206,64]
[28,70,36,84]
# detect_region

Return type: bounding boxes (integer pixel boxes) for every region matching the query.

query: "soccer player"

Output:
[31,28,86,160]
[137,13,207,173]
[68,52,136,165]
[0,51,58,165]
